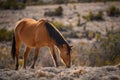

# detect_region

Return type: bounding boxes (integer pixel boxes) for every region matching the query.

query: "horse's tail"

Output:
[11,33,16,60]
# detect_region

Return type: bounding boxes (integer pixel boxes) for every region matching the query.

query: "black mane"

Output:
[45,22,71,53]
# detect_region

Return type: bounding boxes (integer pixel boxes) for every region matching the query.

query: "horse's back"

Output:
[15,18,37,31]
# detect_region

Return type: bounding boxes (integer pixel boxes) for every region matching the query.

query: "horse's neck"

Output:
[56,44,67,51]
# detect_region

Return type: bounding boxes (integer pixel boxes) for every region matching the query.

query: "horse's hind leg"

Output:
[15,41,21,70]
[49,46,58,67]
[31,48,39,69]
[23,46,31,69]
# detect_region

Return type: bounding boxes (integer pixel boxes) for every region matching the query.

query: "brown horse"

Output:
[11,18,72,70]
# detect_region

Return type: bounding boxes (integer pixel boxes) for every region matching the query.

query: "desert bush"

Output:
[83,11,92,21]
[69,31,80,38]
[86,30,95,40]
[71,19,119,67]
[0,46,14,69]
[84,27,120,66]
[107,5,120,17]
[0,0,26,10]
[95,32,101,42]
[44,6,63,16]
[53,0,69,4]
[77,13,81,26]
[52,20,64,30]
[83,11,104,21]
[89,28,120,66]
[88,48,102,66]
[55,6,63,16]
[0,28,13,42]
[96,11,103,20]
[52,20,72,31]
[100,29,120,65]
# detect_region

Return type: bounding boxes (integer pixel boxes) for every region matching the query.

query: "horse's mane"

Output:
[45,21,71,53]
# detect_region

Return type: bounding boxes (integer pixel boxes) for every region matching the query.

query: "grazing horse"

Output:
[11,18,72,70]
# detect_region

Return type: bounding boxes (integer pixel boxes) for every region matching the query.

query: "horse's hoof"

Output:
[22,67,26,70]
[30,65,34,69]
[66,66,70,68]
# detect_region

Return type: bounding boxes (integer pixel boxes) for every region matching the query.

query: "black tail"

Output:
[11,33,16,60]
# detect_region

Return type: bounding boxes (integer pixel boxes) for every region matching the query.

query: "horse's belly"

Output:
[22,39,35,47]
[20,34,35,47]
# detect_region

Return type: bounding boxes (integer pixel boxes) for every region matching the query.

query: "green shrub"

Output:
[77,13,81,26]
[0,46,14,69]
[44,6,63,16]
[96,11,103,20]
[0,0,25,10]
[52,20,72,31]
[95,32,101,42]
[55,6,63,16]
[83,11,104,21]
[83,11,92,21]
[86,30,95,40]
[100,29,120,65]
[107,5,120,17]
[87,28,120,66]
[53,0,66,4]
[0,28,13,42]
[52,20,63,30]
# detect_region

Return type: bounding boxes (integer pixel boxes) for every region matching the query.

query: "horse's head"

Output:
[59,44,72,68]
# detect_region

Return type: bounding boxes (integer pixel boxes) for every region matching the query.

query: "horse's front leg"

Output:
[23,47,31,69]
[31,48,39,69]
[49,45,58,67]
